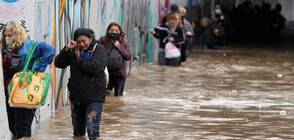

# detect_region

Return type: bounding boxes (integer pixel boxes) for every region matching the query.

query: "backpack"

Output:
[90,44,109,86]
[107,46,122,71]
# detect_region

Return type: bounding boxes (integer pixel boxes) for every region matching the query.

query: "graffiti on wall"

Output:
[0,0,34,35]
[53,0,92,111]
[0,0,172,112]
[52,0,171,110]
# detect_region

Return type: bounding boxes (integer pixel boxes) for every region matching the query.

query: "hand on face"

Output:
[76,36,92,51]
[75,46,80,58]
[114,41,120,47]
[66,40,77,51]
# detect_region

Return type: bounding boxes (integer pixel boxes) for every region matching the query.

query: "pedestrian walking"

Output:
[150,13,185,66]
[179,7,194,62]
[199,17,224,50]
[55,28,106,139]
[96,22,131,97]
[1,21,54,139]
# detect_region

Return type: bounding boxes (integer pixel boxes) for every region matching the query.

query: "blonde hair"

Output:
[179,7,186,15]
[0,21,30,50]
[175,13,184,28]
[201,17,211,25]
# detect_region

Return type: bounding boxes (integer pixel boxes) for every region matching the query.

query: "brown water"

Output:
[33,44,294,139]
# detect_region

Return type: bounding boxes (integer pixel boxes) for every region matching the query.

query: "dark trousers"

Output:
[5,95,35,139]
[202,44,219,50]
[107,74,126,96]
[180,44,187,63]
[71,102,103,139]
[158,49,181,66]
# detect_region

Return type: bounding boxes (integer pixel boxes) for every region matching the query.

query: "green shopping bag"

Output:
[8,41,52,109]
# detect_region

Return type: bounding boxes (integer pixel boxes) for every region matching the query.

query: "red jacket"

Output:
[96,36,131,78]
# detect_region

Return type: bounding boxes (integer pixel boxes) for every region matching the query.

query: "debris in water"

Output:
[277,74,283,78]
[183,104,200,110]
[280,110,287,116]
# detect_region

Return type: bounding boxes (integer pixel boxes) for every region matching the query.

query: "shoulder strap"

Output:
[92,43,98,52]
[20,41,38,84]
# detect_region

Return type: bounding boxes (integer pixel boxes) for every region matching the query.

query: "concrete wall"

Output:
[0,0,188,137]
[0,53,9,140]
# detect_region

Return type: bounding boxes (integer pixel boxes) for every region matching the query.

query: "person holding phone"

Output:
[96,22,131,97]
[55,28,106,139]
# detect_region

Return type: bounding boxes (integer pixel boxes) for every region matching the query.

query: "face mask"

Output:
[5,38,11,46]
[109,33,120,40]
[215,9,221,14]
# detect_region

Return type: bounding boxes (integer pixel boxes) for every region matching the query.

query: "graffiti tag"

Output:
[0,4,26,20]
[20,20,29,32]
[0,22,3,32]
[0,20,29,33]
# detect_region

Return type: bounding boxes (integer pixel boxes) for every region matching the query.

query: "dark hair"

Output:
[104,22,124,47]
[170,4,179,13]
[74,28,95,41]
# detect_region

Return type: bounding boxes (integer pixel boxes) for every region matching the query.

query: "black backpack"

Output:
[107,46,122,71]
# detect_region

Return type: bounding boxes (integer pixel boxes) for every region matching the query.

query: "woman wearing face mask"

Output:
[96,22,131,97]
[149,13,185,66]
[55,28,106,139]
[0,21,54,139]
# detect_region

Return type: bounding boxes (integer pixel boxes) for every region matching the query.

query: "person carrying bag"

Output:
[165,42,181,59]
[7,41,51,109]
[149,13,184,66]
[1,21,54,139]
[96,22,131,97]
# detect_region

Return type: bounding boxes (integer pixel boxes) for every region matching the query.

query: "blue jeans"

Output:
[202,44,218,50]
[71,102,103,139]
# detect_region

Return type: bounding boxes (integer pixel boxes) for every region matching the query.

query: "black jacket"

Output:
[200,22,224,45]
[153,23,184,49]
[55,42,107,104]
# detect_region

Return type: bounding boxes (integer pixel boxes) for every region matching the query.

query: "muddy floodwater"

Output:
[33,44,294,139]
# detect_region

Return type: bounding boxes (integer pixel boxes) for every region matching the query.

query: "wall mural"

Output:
[0,0,181,113]
[52,0,164,111]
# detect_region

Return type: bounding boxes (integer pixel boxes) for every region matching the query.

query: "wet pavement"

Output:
[33,43,294,139]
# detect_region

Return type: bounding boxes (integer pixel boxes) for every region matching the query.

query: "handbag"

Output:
[165,42,181,59]
[7,41,52,109]
[2,51,22,71]
[92,44,109,86]
[107,45,122,71]
[2,52,22,79]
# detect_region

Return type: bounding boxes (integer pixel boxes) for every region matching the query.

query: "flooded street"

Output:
[34,44,294,139]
